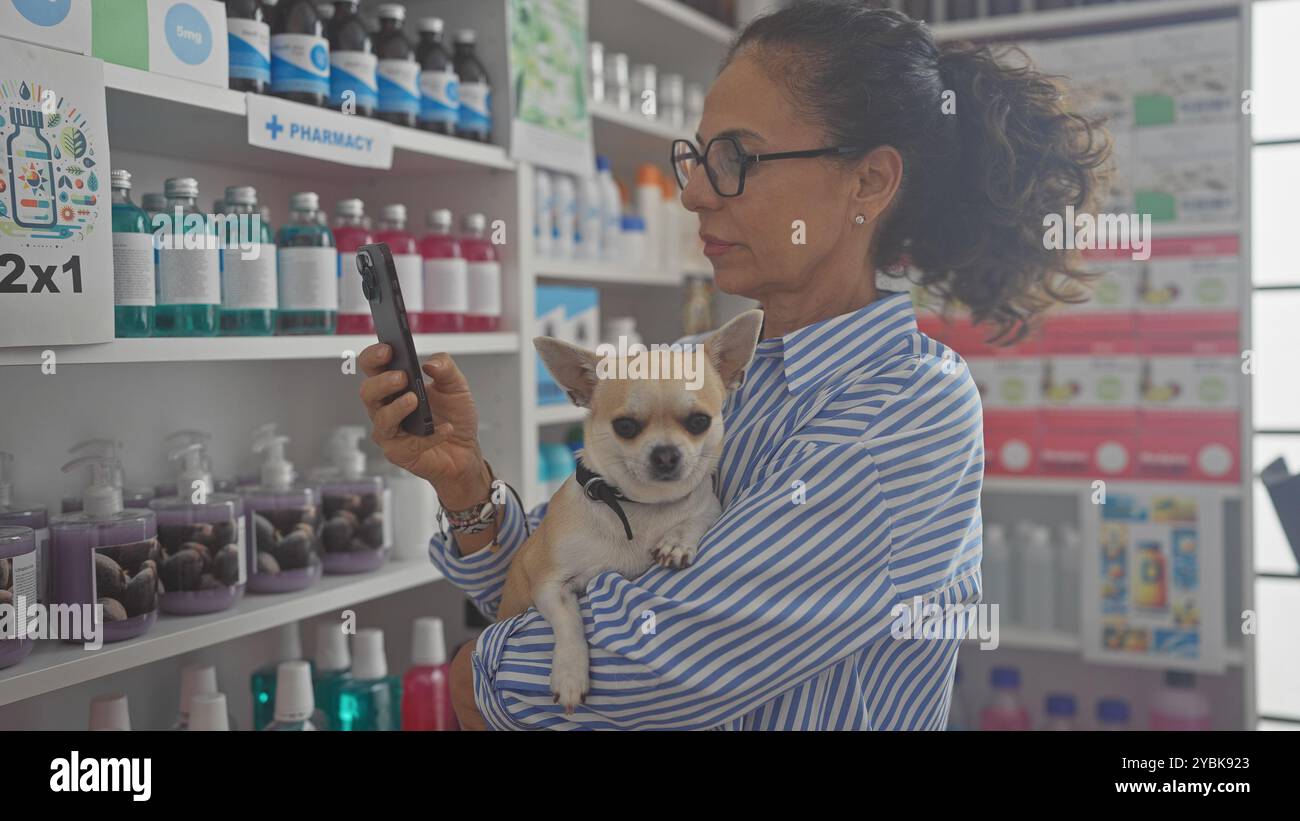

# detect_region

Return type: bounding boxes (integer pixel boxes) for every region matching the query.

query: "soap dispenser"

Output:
[149,442,247,614]
[61,439,154,513]
[319,426,392,574]
[0,526,38,669]
[0,451,51,605]
[242,435,322,593]
[236,423,280,489]
[155,430,237,497]
[51,455,161,643]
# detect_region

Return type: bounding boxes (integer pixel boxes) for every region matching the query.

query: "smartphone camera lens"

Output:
[356,250,378,301]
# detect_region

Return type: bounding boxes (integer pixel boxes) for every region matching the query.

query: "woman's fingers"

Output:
[371,391,418,441]
[358,342,393,378]
[359,368,408,413]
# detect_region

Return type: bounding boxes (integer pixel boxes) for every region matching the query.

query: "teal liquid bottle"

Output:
[336,628,401,731]
[109,170,154,337]
[276,192,337,334]
[220,186,277,335]
[264,660,330,730]
[250,622,310,730]
[154,177,221,336]
[312,621,352,727]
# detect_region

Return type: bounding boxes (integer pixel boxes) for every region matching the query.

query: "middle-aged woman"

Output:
[357,1,1108,729]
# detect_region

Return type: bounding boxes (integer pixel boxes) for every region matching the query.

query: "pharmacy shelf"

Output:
[536,403,588,427]
[982,476,1243,499]
[0,332,519,367]
[963,627,1246,666]
[632,0,735,45]
[536,258,684,286]
[931,0,1242,41]
[592,102,692,143]
[0,558,443,708]
[103,64,515,179]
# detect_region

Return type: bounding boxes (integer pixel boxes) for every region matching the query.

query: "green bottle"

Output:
[220,186,278,335]
[154,177,220,336]
[109,170,154,337]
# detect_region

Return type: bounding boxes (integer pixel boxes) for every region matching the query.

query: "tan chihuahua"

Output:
[497,309,764,711]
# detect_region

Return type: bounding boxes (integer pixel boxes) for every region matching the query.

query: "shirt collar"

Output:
[753,291,918,394]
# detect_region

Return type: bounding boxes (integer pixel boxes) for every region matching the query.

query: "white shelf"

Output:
[536,258,684,286]
[0,332,519,367]
[983,476,1243,499]
[931,0,1242,41]
[536,403,588,426]
[963,627,1246,666]
[0,558,443,708]
[592,103,692,143]
[631,0,735,45]
[103,64,515,178]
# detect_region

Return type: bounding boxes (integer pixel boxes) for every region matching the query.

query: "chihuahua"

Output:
[497,309,764,711]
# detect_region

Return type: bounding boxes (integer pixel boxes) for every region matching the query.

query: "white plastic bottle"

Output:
[660,174,682,276]
[534,168,554,260]
[553,175,577,261]
[982,523,1013,626]
[1057,524,1081,634]
[264,660,329,730]
[635,165,662,271]
[89,693,131,731]
[1019,524,1056,632]
[576,172,604,261]
[596,155,621,261]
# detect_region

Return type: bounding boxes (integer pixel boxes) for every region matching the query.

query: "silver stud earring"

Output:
[854,214,866,225]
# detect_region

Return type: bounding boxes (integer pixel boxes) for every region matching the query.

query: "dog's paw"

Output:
[550,657,590,714]
[651,532,698,569]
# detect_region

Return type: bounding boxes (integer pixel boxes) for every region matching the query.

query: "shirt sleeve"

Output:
[470,439,904,730]
[427,493,548,620]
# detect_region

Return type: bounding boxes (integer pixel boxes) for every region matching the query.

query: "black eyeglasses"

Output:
[670,136,865,197]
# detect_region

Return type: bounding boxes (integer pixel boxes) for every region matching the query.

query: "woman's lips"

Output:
[701,234,737,257]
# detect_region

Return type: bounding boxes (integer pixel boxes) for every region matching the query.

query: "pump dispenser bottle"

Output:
[243,435,322,593]
[149,442,247,614]
[336,628,400,730]
[0,452,51,605]
[62,439,154,513]
[51,456,161,642]
[319,426,391,574]
[0,526,38,669]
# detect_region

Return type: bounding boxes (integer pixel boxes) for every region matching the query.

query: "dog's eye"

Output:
[684,413,712,435]
[612,417,642,439]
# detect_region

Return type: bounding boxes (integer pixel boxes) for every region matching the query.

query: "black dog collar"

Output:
[574,456,636,540]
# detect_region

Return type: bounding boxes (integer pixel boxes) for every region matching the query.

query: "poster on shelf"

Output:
[0,40,113,347]
[1082,484,1227,673]
[507,0,594,177]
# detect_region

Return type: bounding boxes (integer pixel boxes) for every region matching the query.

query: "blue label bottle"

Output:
[224,0,271,93]
[374,4,419,128]
[326,1,377,117]
[269,0,329,107]
[275,192,337,335]
[452,30,492,142]
[416,17,459,136]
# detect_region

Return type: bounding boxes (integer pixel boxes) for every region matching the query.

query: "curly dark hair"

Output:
[727,1,1112,343]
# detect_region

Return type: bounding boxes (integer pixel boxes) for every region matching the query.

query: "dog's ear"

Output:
[703,309,764,392]
[534,336,602,408]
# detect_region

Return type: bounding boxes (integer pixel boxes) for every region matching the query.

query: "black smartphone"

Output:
[356,243,436,437]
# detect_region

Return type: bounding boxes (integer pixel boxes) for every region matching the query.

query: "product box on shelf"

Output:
[1139,355,1241,415]
[1022,31,1134,130]
[1130,19,1240,128]
[536,285,599,406]
[0,0,92,54]
[1133,122,1239,225]
[1135,423,1240,483]
[91,0,229,88]
[983,417,1041,477]
[1137,235,1241,339]
[1044,252,1141,338]
[1039,349,1141,478]
[1039,428,1137,480]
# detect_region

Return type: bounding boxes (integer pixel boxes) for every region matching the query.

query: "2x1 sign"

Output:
[246,93,392,170]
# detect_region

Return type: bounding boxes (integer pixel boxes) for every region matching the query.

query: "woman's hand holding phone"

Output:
[358,344,494,513]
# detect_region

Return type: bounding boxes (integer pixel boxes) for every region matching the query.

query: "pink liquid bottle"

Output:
[334,198,376,335]
[460,212,502,332]
[374,204,425,332]
[979,666,1032,731]
[418,208,468,332]
[401,617,458,731]
[1149,671,1212,730]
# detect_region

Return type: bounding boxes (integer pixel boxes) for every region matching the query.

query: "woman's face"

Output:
[681,53,864,301]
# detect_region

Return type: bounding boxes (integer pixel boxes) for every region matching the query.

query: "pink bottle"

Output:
[374,204,425,332]
[1149,671,1212,730]
[401,617,458,731]
[418,208,468,332]
[334,198,376,335]
[979,666,1032,731]
[460,212,501,332]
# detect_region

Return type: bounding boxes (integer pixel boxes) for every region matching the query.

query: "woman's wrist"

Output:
[434,456,494,512]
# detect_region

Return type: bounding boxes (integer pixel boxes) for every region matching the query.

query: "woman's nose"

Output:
[680,163,721,213]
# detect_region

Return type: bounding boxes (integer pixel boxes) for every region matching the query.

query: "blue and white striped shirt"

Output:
[430,290,985,730]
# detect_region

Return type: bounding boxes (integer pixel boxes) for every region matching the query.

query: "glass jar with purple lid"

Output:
[243,435,323,593]
[318,426,392,574]
[0,526,38,669]
[0,451,51,604]
[51,456,161,644]
[150,442,247,614]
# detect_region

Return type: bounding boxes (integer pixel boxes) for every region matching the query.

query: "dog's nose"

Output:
[649,445,682,478]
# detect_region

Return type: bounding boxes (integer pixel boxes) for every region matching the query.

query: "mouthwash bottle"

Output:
[276,192,337,335]
[50,456,161,643]
[0,452,50,607]
[269,0,329,107]
[333,198,375,335]
[319,426,391,574]
[242,434,322,593]
[402,617,457,730]
[251,621,308,730]
[110,170,155,338]
[336,629,401,730]
[374,4,420,128]
[418,208,467,332]
[416,17,459,136]
[452,30,492,142]
[172,664,238,730]
[149,442,247,615]
[374,204,424,330]
[461,212,501,331]
[326,0,377,117]
[312,622,351,725]
[224,0,272,94]
[6,107,56,228]
[265,660,330,730]
[220,186,277,336]
[155,177,221,337]
[142,192,167,221]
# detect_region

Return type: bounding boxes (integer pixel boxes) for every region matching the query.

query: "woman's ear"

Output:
[852,145,904,224]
